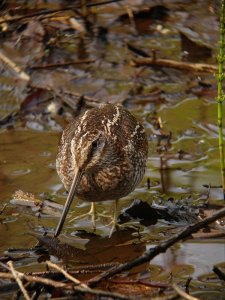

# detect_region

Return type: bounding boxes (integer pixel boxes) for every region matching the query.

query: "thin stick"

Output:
[185,277,192,294]
[0,272,66,288]
[172,284,199,300]
[7,261,31,300]
[132,57,217,73]
[0,203,8,215]
[46,260,89,288]
[26,262,118,276]
[217,0,225,199]
[0,51,30,81]
[30,59,94,70]
[110,278,169,288]
[88,206,225,286]
[0,262,11,271]
[213,266,225,281]
[0,271,129,299]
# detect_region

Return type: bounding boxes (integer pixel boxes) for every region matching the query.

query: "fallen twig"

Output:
[0,51,30,81]
[29,59,94,70]
[45,261,130,298]
[0,203,8,215]
[46,260,89,288]
[88,206,225,286]
[0,271,66,288]
[213,266,225,281]
[69,17,86,33]
[110,278,169,289]
[185,277,192,294]
[132,57,217,73]
[0,269,129,299]
[7,261,31,300]
[26,262,118,277]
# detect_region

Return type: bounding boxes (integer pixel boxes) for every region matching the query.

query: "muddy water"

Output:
[0,130,59,250]
[0,99,224,260]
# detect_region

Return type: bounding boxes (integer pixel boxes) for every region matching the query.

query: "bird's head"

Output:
[73,131,107,173]
[54,130,117,238]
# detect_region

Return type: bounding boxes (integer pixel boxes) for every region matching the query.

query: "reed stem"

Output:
[217,0,225,199]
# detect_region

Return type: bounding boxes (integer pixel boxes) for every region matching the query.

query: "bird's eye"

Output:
[92,140,98,150]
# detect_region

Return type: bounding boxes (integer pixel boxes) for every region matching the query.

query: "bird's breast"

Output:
[75,158,145,202]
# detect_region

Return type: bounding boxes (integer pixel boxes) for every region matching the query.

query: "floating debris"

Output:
[10,190,63,217]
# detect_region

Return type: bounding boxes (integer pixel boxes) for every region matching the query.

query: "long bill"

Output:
[54,167,82,237]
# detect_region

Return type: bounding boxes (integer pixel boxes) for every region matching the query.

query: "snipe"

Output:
[54,103,148,237]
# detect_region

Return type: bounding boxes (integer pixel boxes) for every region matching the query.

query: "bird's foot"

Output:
[108,222,131,237]
[96,212,112,219]
[108,221,139,237]
[109,221,117,238]
[69,202,96,229]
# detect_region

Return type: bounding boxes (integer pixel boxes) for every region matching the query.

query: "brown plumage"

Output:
[54,103,148,237]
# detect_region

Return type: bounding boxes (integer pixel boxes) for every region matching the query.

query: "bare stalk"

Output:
[218,0,225,199]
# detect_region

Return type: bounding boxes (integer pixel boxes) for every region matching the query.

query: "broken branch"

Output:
[132,57,217,73]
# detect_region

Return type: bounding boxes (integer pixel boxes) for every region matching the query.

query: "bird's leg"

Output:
[69,201,96,228]
[113,199,118,226]
[109,199,118,237]
[89,202,96,229]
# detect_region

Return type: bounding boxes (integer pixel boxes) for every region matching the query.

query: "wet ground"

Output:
[0,0,225,299]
